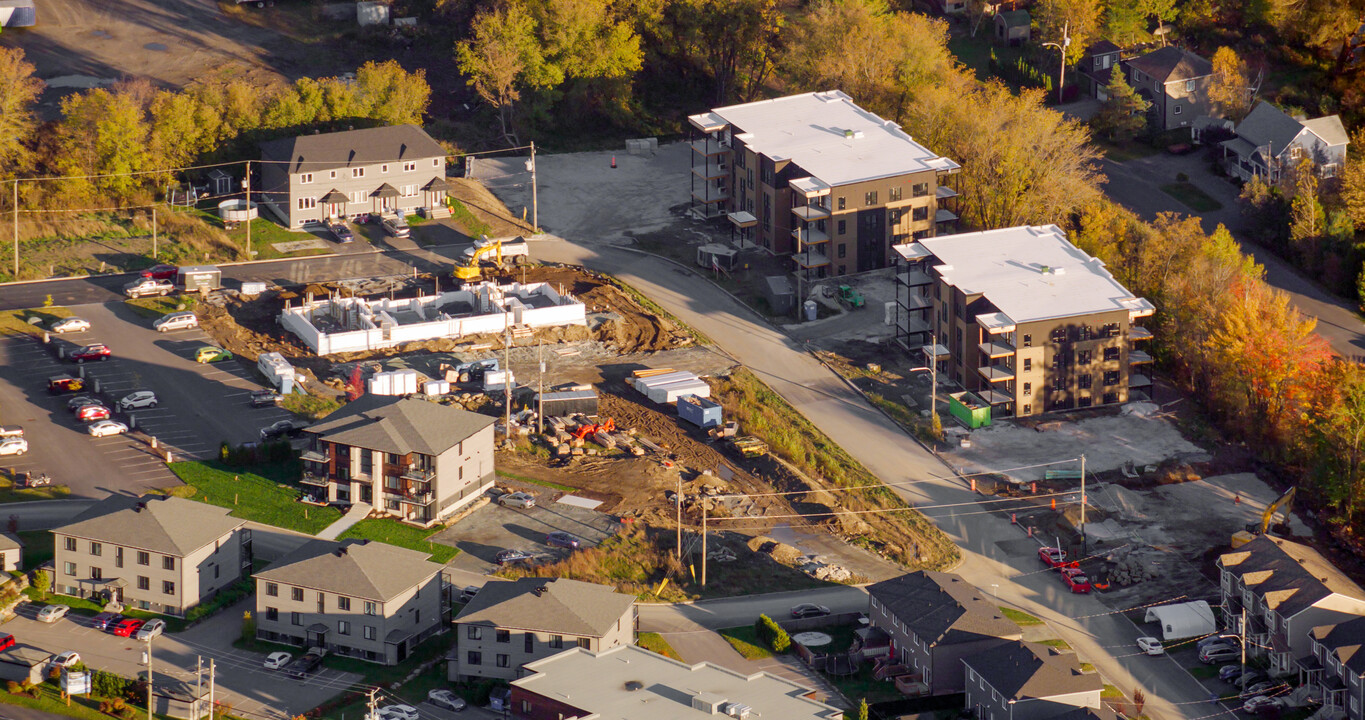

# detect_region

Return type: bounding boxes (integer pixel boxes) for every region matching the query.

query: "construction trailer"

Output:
[535,389,599,417]
[678,394,723,429]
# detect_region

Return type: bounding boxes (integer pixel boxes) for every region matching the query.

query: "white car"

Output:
[135,618,166,640]
[153,311,198,333]
[51,651,80,669]
[426,689,466,712]
[1136,637,1164,656]
[263,651,292,670]
[49,317,91,334]
[88,420,129,438]
[374,705,419,720]
[37,604,70,623]
[118,391,158,410]
[498,491,536,509]
[380,214,410,239]
[0,438,27,456]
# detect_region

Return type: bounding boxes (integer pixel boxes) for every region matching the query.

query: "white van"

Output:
[153,311,198,332]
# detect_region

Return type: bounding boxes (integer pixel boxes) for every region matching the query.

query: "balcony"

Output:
[300,472,330,488]
[1129,326,1153,341]
[401,466,435,482]
[936,185,959,200]
[792,251,830,269]
[977,388,1015,405]
[1129,350,1153,365]
[691,162,728,180]
[791,225,829,245]
[935,208,959,223]
[897,269,933,287]
[300,448,328,463]
[978,365,1015,383]
[791,205,831,221]
[978,340,1015,358]
[900,294,932,311]
[389,490,436,507]
[691,186,728,204]
[689,138,729,156]
[897,316,933,335]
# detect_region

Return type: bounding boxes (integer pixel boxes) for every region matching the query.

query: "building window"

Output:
[1078,374,1092,389]
[337,596,350,611]
[1184,79,1195,92]
[114,547,123,568]
[1174,104,1182,115]
[90,542,101,556]
[549,635,563,649]
[266,607,278,621]
[297,197,317,211]
[381,164,389,174]
[1104,347,1120,361]
[912,182,929,198]
[1023,382,1032,397]
[290,611,302,626]
[865,191,878,206]
[163,556,175,571]
[291,587,303,602]
[350,190,366,204]
[351,168,365,178]
[163,581,176,596]
[414,609,420,623]
[1023,358,1031,372]
[63,562,76,576]
[138,576,149,590]
[837,220,847,235]
[1023,334,1032,347]
[266,583,278,597]
[330,171,337,179]
[837,197,846,210]
[90,567,102,580]
[300,173,314,184]
[338,621,350,635]
[520,701,532,714]
[64,537,76,551]
[888,187,903,202]
[137,551,149,565]
[364,601,377,616]
[912,206,928,222]
[1077,350,1092,366]
[466,651,481,666]
[404,162,416,172]
[496,629,510,643]
[433,158,441,167]
[578,638,591,649]
[401,184,419,197]
[838,244,847,259]
[1023,404,1032,414]
[467,626,482,640]
[1104,370,1121,386]
[525,634,535,653]
[364,625,376,640]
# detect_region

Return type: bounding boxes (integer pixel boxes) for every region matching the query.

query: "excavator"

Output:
[453,240,508,281]
[572,418,617,440]
[1232,486,1296,547]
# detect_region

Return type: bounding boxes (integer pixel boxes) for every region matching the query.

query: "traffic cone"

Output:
[1051,498,1057,510]
[1235,494,1241,504]
[611,156,617,169]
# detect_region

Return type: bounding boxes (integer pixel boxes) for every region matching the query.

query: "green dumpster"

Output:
[948,391,991,429]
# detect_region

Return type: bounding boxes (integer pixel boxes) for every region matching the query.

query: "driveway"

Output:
[433,497,618,575]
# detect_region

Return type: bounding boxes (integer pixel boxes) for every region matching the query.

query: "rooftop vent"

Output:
[624,681,643,692]
[692,692,726,714]
[532,586,549,597]
[724,703,752,719]
[135,502,147,512]
[334,547,348,557]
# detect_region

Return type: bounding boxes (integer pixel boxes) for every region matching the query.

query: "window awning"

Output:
[321,190,348,204]
[373,183,400,199]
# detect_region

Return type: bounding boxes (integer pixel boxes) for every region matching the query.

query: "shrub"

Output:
[754,614,791,653]
[92,670,131,699]
[6,681,20,694]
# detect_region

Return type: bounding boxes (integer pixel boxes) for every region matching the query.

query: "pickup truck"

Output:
[462,235,530,262]
[285,647,326,679]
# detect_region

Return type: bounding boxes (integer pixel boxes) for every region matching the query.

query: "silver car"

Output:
[381,214,410,239]
[498,492,535,509]
[49,317,91,334]
[153,311,198,332]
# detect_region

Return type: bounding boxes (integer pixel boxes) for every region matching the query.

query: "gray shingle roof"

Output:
[455,578,636,637]
[56,495,244,557]
[996,10,1029,27]
[260,124,445,175]
[304,395,495,456]
[0,532,23,552]
[868,571,1022,647]
[256,538,443,602]
[963,641,1102,701]
[1086,40,1121,56]
[1219,535,1365,619]
[1310,616,1365,677]
[1127,47,1213,83]
[1304,115,1350,147]
[1235,102,1311,156]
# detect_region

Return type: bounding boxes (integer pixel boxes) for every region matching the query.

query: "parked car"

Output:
[1243,696,1285,715]
[263,651,293,670]
[91,612,122,630]
[47,374,85,394]
[1201,638,1241,655]
[546,531,580,549]
[112,619,144,637]
[375,705,419,720]
[1199,634,1241,650]
[76,405,111,423]
[498,491,536,509]
[380,214,410,239]
[1219,664,1248,682]
[118,390,158,410]
[140,264,179,280]
[1232,671,1269,688]
[51,651,80,668]
[495,549,533,565]
[0,426,22,439]
[250,389,283,407]
[67,395,102,412]
[458,586,480,604]
[1060,567,1092,593]
[37,605,70,623]
[69,344,111,363]
[0,634,16,652]
[326,220,354,244]
[791,603,831,619]
[0,438,27,456]
[284,648,325,679]
[1136,637,1164,656]
[1200,645,1242,664]
[124,278,174,298]
[195,346,233,363]
[260,419,307,441]
[1038,547,1067,567]
[1241,681,1280,699]
[49,317,91,334]
[153,311,198,333]
[427,689,467,712]
[135,619,166,641]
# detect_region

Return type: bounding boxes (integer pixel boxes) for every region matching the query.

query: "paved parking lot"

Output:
[0,301,299,497]
[434,495,620,575]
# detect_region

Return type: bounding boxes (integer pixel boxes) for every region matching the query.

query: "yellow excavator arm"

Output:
[453,242,504,281]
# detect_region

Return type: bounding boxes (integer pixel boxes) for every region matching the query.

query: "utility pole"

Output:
[243,161,252,260]
[367,688,379,720]
[12,179,18,277]
[527,142,538,231]
[504,312,512,437]
[929,334,939,426]
[152,206,158,259]
[536,338,544,435]
[701,501,708,586]
[1079,454,1087,558]
[676,472,682,566]
[207,659,215,720]
[195,657,202,720]
[145,637,154,720]
[1240,606,1248,698]
[1041,21,1070,105]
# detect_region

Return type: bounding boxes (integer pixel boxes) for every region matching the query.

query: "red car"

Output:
[1038,547,1067,568]
[112,619,144,637]
[140,264,178,280]
[1061,567,1092,593]
[70,344,111,364]
[0,633,14,652]
[76,405,110,423]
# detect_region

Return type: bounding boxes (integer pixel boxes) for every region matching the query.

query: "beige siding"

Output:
[449,605,637,682]
[53,528,244,616]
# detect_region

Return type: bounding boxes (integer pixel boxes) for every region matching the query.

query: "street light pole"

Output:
[1041,21,1070,105]
[145,637,153,720]
[527,142,538,231]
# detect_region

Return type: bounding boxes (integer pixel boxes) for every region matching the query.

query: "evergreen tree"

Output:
[1091,69,1148,141]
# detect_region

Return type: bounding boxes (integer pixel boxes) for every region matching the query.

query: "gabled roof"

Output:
[1235,102,1312,156]
[996,10,1030,27]
[260,124,445,175]
[1219,535,1365,618]
[56,495,245,557]
[304,395,495,456]
[1303,116,1350,148]
[255,539,443,603]
[1127,47,1213,83]
[1311,617,1365,677]
[455,578,636,638]
[1086,40,1121,56]
[962,641,1102,701]
[868,571,1021,647]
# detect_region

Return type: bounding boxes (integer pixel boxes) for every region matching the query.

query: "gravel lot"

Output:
[432,495,619,575]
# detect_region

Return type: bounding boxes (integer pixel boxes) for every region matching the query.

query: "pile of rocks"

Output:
[1110,555,1156,586]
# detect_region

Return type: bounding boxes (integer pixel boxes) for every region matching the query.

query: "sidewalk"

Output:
[316,501,371,540]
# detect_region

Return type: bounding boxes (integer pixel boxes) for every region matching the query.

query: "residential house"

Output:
[449,577,636,682]
[1078,41,1123,100]
[687,90,960,281]
[891,225,1155,419]
[300,395,496,525]
[963,641,1103,720]
[1218,535,1365,677]
[868,571,1023,695]
[253,538,444,665]
[509,644,845,720]
[1304,616,1365,720]
[994,11,1031,46]
[0,533,22,572]
[935,0,967,14]
[259,124,450,229]
[1220,101,1349,182]
[1124,47,1214,130]
[52,496,250,616]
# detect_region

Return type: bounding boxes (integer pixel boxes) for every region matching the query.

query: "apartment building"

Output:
[962,641,1103,720]
[892,225,1154,419]
[1124,47,1214,131]
[687,90,960,279]
[52,496,250,616]
[868,571,1022,695]
[254,539,444,665]
[300,395,496,525]
[509,644,844,720]
[1218,535,1365,677]
[1304,616,1365,720]
[449,578,636,682]
[1221,101,1349,182]
[259,124,449,228]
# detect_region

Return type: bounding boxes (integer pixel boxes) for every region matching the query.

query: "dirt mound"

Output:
[448,178,537,238]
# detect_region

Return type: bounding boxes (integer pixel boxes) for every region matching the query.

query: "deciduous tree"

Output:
[1033,0,1104,64]
[455,2,550,143]
[1207,47,1253,121]
[0,47,41,176]
[354,60,431,126]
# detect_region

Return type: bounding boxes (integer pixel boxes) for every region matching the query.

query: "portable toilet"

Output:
[678,395,722,428]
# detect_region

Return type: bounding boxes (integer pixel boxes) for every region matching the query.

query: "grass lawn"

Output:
[280,392,342,420]
[1095,138,1163,163]
[0,679,181,720]
[19,531,52,567]
[637,632,682,661]
[448,200,492,239]
[230,218,334,261]
[167,460,340,535]
[22,587,186,631]
[337,519,460,563]
[1036,637,1073,650]
[0,307,74,337]
[123,294,197,320]
[824,664,904,705]
[0,472,70,503]
[496,470,575,493]
[1160,182,1224,212]
[718,625,773,659]
[999,606,1044,626]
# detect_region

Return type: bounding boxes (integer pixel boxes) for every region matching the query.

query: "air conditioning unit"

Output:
[724,703,752,719]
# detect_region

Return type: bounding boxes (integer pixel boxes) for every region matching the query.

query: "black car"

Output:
[260,419,307,441]
[790,603,831,619]
[546,531,580,549]
[326,220,354,244]
[284,650,324,679]
[250,389,283,408]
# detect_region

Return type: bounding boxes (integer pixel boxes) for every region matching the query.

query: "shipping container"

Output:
[535,389,599,417]
[678,394,722,428]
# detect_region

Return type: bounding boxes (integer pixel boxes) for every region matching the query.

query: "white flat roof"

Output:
[708,90,959,186]
[513,646,843,720]
[916,225,1149,325]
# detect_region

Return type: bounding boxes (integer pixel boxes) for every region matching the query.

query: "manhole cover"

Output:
[791,631,832,647]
